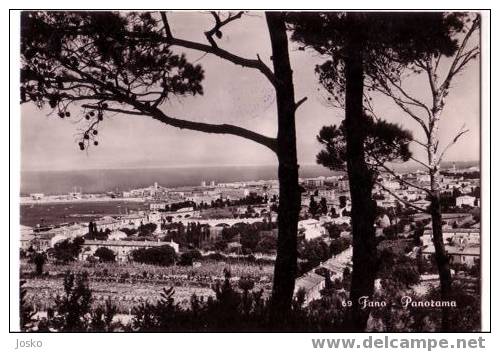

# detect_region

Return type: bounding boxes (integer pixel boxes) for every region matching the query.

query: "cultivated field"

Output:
[21,259,274,313]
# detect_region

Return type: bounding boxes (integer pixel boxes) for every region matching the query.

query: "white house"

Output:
[456,195,476,207]
[294,272,325,305]
[298,219,326,240]
[108,230,128,241]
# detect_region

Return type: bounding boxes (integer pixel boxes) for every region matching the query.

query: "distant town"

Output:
[20,162,480,326]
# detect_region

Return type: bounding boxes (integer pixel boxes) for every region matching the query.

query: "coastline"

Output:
[20,197,146,206]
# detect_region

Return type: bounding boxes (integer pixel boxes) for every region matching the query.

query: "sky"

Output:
[20,11,481,171]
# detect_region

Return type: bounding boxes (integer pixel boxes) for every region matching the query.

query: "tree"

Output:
[255,233,277,254]
[52,237,84,262]
[319,197,328,215]
[325,223,342,239]
[138,222,158,237]
[288,11,463,331]
[89,298,118,332]
[240,229,260,252]
[51,271,93,332]
[20,280,36,331]
[338,195,347,209]
[21,11,305,323]
[315,114,412,329]
[32,252,46,276]
[132,245,177,266]
[94,247,116,262]
[309,195,319,217]
[363,13,479,331]
[298,238,330,266]
[178,249,202,266]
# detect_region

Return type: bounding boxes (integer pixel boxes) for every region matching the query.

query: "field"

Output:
[21,260,274,313]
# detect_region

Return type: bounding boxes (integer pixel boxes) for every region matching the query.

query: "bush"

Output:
[131,245,177,266]
[255,234,277,254]
[32,252,47,276]
[94,247,116,262]
[177,250,202,266]
[52,237,84,263]
[138,223,157,237]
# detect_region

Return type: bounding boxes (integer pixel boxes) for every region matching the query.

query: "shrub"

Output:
[94,247,116,262]
[131,245,177,266]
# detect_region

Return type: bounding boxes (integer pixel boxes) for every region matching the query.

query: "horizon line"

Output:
[21,159,480,173]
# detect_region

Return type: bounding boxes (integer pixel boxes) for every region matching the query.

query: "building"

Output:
[30,233,53,252]
[29,193,44,200]
[298,219,326,240]
[422,243,479,267]
[422,228,480,247]
[20,225,35,251]
[317,188,335,201]
[381,179,400,190]
[150,202,167,211]
[108,230,128,241]
[421,227,480,267]
[80,239,172,262]
[303,177,325,187]
[456,195,476,207]
[294,272,325,305]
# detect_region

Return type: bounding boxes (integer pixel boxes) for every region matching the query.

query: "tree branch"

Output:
[295,96,308,110]
[82,104,147,116]
[375,181,429,213]
[368,78,430,137]
[380,68,432,120]
[83,103,278,153]
[440,14,480,92]
[204,11,245,48]
[367,151,432,195]
[160,11,276,87]
[149,108,278,153]
[437,125,469,164]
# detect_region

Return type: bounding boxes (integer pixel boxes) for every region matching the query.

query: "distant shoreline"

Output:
[20,197,146,206]
[20,161,479,195]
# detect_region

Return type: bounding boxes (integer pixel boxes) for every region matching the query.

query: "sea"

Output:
[21,164,344,195]
[20,161,478,196]
[19,161,478,227]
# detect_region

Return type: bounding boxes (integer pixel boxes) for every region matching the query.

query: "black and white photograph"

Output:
[10,8,489,336]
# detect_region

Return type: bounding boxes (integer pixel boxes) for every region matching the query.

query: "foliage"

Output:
[51,237,84,263]
[309,196,319,217]
[94,247,116,262]
[22,262,479,332]
[138,222,158,237]
[120,227,137,236]
[131,245,177,266]
[177,250,202,266]
[20,280,37,331]
[298,238,330,266]
[131,270,347,331]
[21,11,204,149]
[43,271,93,331]
[255,233,277,254]
[329,237,352,256]
[32,252,47,276]
[287,12,464,107]
[89,299,119,332]
[316,115,412,172]
[325,223,342,239]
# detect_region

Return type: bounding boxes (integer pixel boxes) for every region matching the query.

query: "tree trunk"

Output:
[265,12,301,328]
[429,169,453,331]
[429,191,452,331]
[344,23,378,332]
[428,99,453,331]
